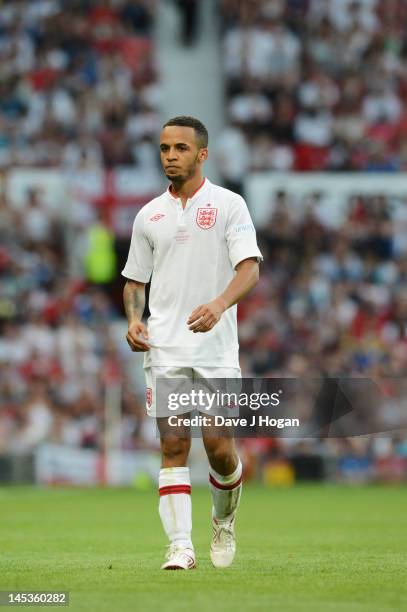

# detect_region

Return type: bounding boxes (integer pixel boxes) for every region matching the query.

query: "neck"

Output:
[170,174,205,200]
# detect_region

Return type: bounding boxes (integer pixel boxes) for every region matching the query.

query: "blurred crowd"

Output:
[0,0,161,169]
[239,189,407,480]
[1,183,406,481]
[241,191,407,378]
[0,0,406,482]
[0,186,153,458]
[216,0,407,192]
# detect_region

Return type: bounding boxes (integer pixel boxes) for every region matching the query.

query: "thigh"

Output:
[192,366,242,415]
[144,366,192,418]
[145,366,194,447]
[157,412,192,451]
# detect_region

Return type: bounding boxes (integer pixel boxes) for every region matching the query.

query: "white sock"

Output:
[209,458,242,521]
[159,467,193,549]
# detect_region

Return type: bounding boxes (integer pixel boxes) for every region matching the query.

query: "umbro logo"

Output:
[150,214,165,222]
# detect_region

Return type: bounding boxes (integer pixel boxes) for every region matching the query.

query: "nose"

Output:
[166,147,178,161]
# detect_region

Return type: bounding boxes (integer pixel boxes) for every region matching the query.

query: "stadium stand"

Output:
[217,0,407,178]
[0,0,406,484]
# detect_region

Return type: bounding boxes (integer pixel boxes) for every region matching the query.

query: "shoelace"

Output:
[165,544,191,561]
[213,525,234,548]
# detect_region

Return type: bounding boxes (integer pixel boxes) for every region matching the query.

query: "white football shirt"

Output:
[122,177,262,367]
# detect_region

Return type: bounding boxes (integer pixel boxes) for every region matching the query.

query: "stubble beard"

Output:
[165,156,199,188]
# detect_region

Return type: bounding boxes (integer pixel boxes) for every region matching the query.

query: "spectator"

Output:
[0,0,159,171]
[175,0,200,46]
[220,0,407,172]
[8,380,53,455]
[214,123,250,195]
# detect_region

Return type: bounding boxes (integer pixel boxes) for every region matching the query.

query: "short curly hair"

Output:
[163,116,208,148]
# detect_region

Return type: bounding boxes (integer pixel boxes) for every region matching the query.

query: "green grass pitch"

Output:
[1,484,406,612]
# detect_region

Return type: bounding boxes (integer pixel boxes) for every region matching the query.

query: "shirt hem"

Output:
[121,270,151,283]
[231,251,263,269]
[143,360,240,368]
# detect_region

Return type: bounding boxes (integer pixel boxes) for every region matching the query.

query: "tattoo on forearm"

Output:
[123,282,145,322]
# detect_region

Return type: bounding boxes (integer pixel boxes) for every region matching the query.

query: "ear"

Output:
[199,148,208,163]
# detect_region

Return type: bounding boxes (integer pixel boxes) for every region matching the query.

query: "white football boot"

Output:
[210,510,236,568]
[161,543,196,570]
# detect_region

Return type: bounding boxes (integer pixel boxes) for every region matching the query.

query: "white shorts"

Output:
[144,365,241,418]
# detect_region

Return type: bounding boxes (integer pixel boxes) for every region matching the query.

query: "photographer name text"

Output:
[167,415,300,429]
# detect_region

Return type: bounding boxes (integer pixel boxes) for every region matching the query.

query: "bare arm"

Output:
[217,257,259,309]
[187,258,259,333]
[123,280,150,352]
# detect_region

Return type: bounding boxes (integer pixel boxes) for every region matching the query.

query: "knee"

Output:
[205,440,237,474]
[161,436,190,465]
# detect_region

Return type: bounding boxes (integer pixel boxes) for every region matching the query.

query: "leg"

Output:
[160,426,191,468]
[202,432,242,519]
[202,427,243,568]
[203,433,239,475]
[157,416,195,569]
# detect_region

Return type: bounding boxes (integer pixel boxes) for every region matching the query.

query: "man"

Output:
[122,116,262,570]
[175,0,199,46]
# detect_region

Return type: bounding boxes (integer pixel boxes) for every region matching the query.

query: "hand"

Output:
[187,298,227,333]
[126,320,150,352]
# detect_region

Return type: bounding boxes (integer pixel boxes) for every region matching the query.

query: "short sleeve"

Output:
[225,195,263,269]
[121,210,153,282]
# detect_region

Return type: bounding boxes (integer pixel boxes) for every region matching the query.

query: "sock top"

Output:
[209,458,242,485]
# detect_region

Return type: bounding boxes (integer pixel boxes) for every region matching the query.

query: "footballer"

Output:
[122,116,262,569]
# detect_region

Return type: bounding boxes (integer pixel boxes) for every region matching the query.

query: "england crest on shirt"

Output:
[196,207,218,229]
